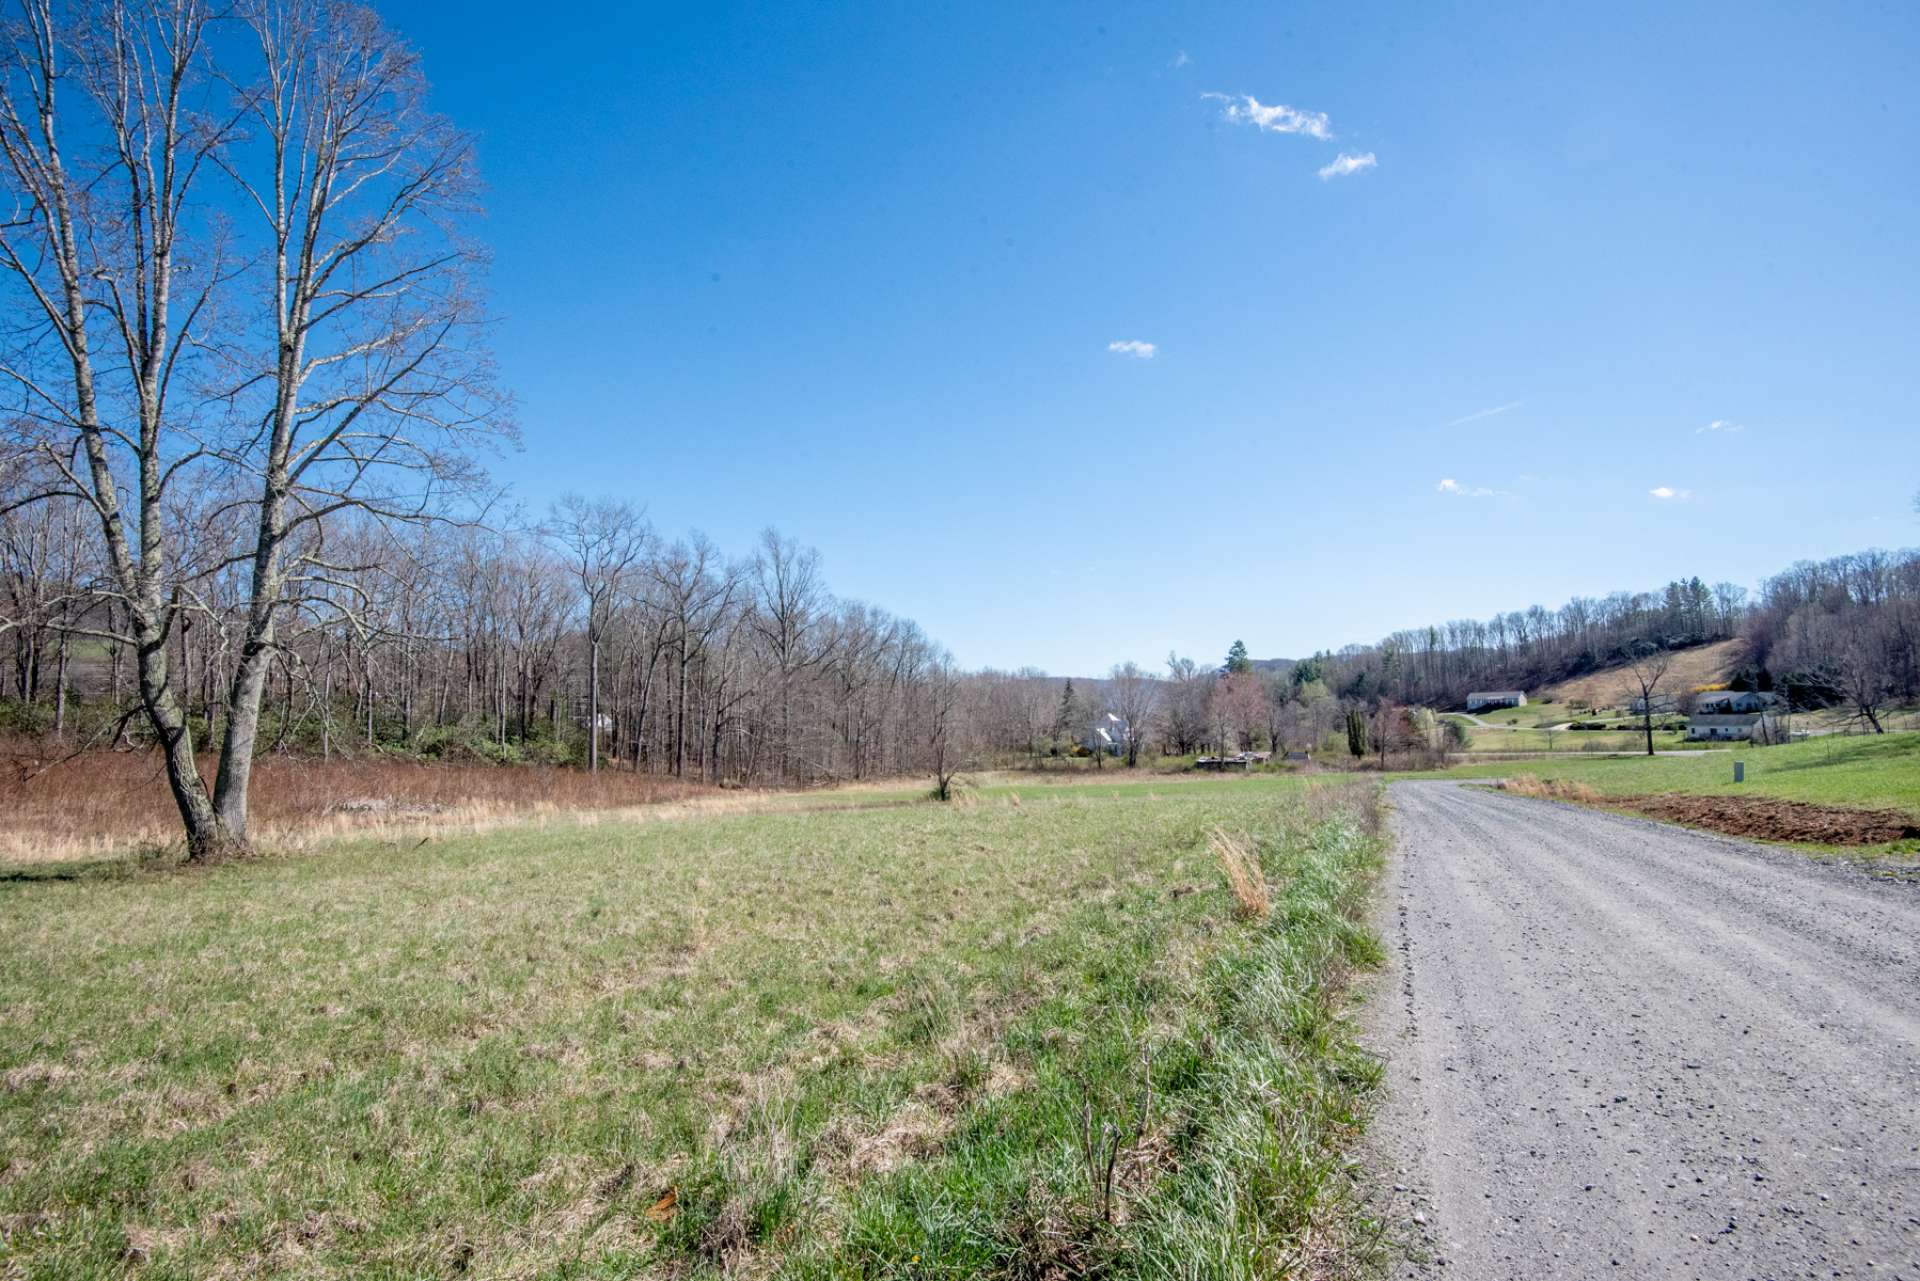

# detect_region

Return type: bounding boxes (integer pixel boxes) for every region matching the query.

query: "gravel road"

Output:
[1365,780,1920,1280]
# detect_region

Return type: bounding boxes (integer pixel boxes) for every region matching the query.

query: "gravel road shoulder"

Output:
[1359,779,1920,1280]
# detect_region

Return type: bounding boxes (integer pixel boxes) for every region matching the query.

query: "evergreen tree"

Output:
[1345,707,1369,759]
[1224,639,1252,675]
[1051,679,1080,747]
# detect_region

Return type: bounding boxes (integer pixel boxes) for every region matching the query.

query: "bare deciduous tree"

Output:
[1624,642,1675,757]
[548,496,648,771]
[0,0,505,859]
[1104,661,1158,767]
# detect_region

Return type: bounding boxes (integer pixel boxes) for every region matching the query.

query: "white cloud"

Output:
[1107,339,1157,359]
[1697,419,1743,434]
[1318,151,1377,180]
[1437,478,1510,499]
[1204,92,1332,140]
[1649,486,1693,500]
[1171,50,1191,68]
[1444,401,1522,427]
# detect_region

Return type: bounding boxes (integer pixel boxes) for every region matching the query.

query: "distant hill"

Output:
[1540,637,1749,709]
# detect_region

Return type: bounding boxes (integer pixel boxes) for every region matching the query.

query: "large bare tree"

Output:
[750,527,824,781]
[548,495,648,771]
[0,0,236,857]
[1104,660,1158,767]
[0,0,503,859]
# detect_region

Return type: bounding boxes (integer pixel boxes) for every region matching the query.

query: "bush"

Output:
[409,724,528,765]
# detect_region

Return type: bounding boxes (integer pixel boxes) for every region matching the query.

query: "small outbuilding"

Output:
[1465,691,1528,711]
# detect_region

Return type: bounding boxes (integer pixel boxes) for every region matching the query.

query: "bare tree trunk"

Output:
[321,638,334,762]
[675,642,689,777]
[51,621,67,739]
[588,632,601,772]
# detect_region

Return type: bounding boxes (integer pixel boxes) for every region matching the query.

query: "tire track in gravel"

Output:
[1363,780,1920,1280]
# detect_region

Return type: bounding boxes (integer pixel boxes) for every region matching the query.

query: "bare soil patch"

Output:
[1614,792,1920,846]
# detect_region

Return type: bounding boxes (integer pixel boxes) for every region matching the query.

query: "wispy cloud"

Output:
[1437,478,1511,499]
[1318,151,1376,180]
[1649,486,1693,500]
[1107,339,1157,359]
[1444,401,1522,428]
[1171,50,1191,69]
[1697,419,1743,434]
[1203,92,1332,140]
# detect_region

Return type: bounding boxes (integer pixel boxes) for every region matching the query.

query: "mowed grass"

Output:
[0,775,1387,1279]
[1443,704,1703,753]
[1429,730,1920,812]
[1451,726,1693,753]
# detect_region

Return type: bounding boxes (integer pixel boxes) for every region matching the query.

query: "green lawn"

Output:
[1426,731,1920,815]
[0,776,1386,1279]
[1453,700,1574,727]
[1451,726,1695,753]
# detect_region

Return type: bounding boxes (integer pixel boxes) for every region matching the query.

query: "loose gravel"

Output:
[1363,780,1920,1280]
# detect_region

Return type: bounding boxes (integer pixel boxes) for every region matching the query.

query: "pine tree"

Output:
[1052,679,1079,749]
[1224,639,1252,675]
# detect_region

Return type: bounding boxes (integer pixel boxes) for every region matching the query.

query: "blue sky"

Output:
[385,0,1917,675]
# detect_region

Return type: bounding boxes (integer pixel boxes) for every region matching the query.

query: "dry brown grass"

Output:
[0,737,727,863]
[1541,637,1747,708]
[1208,826,1270,921]
[1498,774,1601,803]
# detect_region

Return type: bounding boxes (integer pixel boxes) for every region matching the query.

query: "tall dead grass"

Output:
[1208,827,1270,921]
[1302,777,1384,838]
[1497,774,1601,804]
[0,736,718,863]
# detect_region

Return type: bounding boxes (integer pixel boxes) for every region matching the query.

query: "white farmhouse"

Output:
[1465,691,1528,711]
[1084,711,1129,756]
[1687,690,1785,742]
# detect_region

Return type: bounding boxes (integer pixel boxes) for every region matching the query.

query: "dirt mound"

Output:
[1617,793,1920,846]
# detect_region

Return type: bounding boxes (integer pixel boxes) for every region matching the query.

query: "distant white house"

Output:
[1084,711,1129,756]
[1687,690,1785,741]
[1465,691,1527,711]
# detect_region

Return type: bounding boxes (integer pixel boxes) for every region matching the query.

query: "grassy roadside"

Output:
[1403,732,1920,859]
[1418,732,1920,811]
[0,775,1388,1279]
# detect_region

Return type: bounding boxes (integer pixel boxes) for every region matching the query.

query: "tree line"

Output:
[0,3,1913,858]
[0,0,980,859]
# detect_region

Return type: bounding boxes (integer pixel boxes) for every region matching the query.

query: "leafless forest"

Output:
[0,0,1914,861]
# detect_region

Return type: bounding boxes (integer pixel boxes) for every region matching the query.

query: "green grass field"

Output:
[1429,731,1920,815]
[1451,726,1694,753]
[1442,702,1709,753]
[1452,700,1572,728]
[0,775,1386,1279]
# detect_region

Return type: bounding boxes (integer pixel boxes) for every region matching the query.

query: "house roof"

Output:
[1693,691,1783,711]
[1467,691,1526,698]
